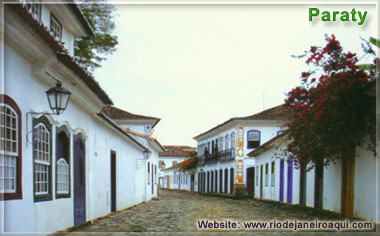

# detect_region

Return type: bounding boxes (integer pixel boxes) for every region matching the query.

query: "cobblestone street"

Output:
[60,190,375,235]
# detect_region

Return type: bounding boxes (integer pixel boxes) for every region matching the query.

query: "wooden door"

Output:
[224,169,228,193]
[260,165,263,198]
[279,159,284,202]
[190,174,194,192]
[230,168,234,194]
[215,170,218,193]
[74,137,85,225]
[287,157,293,203]
[219,169,223,193]
[246,167,255,196]
[110,151,116,212]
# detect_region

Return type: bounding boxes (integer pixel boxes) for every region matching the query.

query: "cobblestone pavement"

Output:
[58,190,376,235]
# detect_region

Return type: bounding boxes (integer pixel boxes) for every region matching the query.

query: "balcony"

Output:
[197,148,235,166]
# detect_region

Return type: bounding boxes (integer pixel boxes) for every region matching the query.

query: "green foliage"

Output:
[74,0,118,72]
[284,35,377,168]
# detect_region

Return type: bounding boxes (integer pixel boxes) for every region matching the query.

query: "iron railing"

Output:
[197,148,235,166]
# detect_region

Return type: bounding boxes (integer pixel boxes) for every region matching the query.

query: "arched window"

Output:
[56,127,70,197]
[247,130,260,149]
[0,96,22,200]
[33,117,52,201]
[56,158,69,194]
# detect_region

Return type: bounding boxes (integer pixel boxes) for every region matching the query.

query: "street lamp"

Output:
[46,81,71,115]
[143,149,152,159]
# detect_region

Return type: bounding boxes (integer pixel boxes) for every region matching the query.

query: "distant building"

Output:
[103,106,165,202]
[193,105,287,195]
[158,145,195,187]
[160,158,196,191]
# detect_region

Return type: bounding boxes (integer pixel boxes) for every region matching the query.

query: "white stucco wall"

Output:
[354,144,377,221]
[323,159,342,213]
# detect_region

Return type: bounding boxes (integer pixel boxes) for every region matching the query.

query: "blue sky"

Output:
[94,3,377,147]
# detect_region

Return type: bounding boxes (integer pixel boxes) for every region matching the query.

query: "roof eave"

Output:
[97,113,148,151]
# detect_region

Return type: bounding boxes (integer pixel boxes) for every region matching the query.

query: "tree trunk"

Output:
[340,146,356,217]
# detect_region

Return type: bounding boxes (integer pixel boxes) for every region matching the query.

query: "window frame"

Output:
[147,161,150,185]
[33,116,53,202]
[50,14,62,42]
[265,163,269,187]
[271,161,275,187]
[230,132,235,150]
[247,130,261,149]
[0,95,23,200]
[25,0,41,21]
[55,126,71,199]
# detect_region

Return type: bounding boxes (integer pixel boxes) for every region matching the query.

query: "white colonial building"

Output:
[1,2,161,233]
[160,158,196,191]
[193,105,287,195]
[158,145,195,187]
[247,132,378,222]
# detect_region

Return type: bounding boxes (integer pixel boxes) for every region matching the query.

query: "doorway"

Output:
[260,165,263,198]
[74,136,86,225]
[110,151,116,212]
[287,157,293,204]
[279,159,284,202]
[246,167,255,196]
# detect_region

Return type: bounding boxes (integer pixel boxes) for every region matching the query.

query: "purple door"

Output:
[74,136,85,225]
[287,157,293,203]
[279,159,284,202]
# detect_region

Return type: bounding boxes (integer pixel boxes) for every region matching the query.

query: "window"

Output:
[225,135,229,150]
[230,133,235,149]
[265,163,269,186]
[172,161,177,167]
[220,137,224,151]
[33,117,52,201]
[0,96,22,200]
[247,130,260,149]
[24,0,41,20]
[271,161,275,187]
[56,159,69,194]
[56,128,70,198]
[50,14,62,41]
[255,166,259,186]
[155,165,157,184]
[147,161,150,185]
[159,161,165,169]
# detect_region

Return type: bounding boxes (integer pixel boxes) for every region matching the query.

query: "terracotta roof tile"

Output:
[122,128,165,152]
[164,158,195,170]
[194,104,288,139]
[102,106,160,127]
[159,145,196,157]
